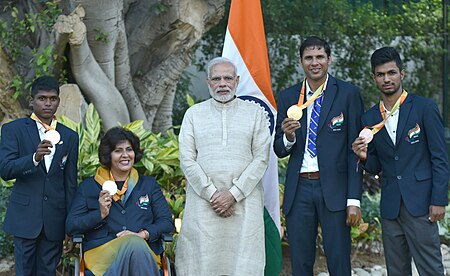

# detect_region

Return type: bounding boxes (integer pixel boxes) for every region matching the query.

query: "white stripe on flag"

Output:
[222,28,281,235]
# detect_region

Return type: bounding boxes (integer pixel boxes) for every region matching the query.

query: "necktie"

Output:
[307,93,323,158]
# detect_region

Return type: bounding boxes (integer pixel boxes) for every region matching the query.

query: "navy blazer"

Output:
[0,117,79,241]
[362,94,449,219]
[274,75,364,214]
[66,174,174,255]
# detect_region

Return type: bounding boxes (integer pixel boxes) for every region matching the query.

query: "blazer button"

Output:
[43,196,48,201]
[394,156,399,161]
[397,175,402,180]
[121,210,126,215]
[122,226,127,230]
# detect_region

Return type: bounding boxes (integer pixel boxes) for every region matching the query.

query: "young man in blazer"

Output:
[352,47,449,275]
[274,36,364,275]
[0,76,79,275]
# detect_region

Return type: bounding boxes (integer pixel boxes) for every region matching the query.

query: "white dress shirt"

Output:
[381,102,400,145]
[32,121,56,172]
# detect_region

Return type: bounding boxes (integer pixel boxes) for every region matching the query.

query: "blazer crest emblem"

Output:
[60,154,68,170]
[328,112,344,131]
[137,194,150,209]
[405,123,420,144]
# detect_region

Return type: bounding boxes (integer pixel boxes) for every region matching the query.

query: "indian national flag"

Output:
[222,0,282,275]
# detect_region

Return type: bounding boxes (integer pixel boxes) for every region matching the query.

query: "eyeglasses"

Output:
[209,76,236,84]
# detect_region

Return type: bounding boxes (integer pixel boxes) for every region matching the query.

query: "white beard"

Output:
[209,86,237,103]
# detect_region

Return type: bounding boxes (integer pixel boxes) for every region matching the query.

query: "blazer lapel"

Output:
[289,82,308,145]
[25,118,47,171]
[395,95,412,146]
[26,118,41,147]
[318,76,336,132]
[298,81,308,144]
[374,109,395,149]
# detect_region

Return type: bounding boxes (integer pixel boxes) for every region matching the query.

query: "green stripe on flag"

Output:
[264,208,282,276]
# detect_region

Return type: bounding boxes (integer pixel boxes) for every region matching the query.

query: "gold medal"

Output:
[287,78,326,121]
[287,105,303,120]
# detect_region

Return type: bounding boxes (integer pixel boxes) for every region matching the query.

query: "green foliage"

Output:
[173,71,200,129]
[0,184,13,257]
[186,94,196,107]
[94,27,109,43]
[0,1,61,58]
[438,202,450,243]
[0,1,64,97]
[352,192,382,245]
[150,1,170,15]
[198,0,446,108]
[31,44,59,79]
[59,105,101,184]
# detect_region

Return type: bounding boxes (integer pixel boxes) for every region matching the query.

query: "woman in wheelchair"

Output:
[66,127,174,275]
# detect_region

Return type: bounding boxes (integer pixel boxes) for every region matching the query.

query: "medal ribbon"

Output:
[110,170,129,202]
[296,78,326,109]
[365,90,408,135]
[356,90,408,172]
[30,113,57,132]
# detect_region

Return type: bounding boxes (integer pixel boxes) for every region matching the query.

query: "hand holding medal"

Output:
[353,90,408,171]
[359,128,374,144]
[358,90,408,145]
[287,79,325,121]
[103,180,118,195]
[44,129,61,145]
[287,105,303,120]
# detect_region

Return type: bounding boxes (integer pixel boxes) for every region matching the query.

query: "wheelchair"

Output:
[72,233,174,276]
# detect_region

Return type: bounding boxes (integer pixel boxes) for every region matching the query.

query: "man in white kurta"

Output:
[175,57,271,276]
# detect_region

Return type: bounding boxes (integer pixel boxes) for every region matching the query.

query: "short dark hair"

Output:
[98,127,143,168]
[31,76,60,97]
[370,47,403,73]
[299,36,331,58]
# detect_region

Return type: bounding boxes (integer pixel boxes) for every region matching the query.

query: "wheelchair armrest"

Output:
[162,233,173,242]
[72,234,84,244]
[72,233,171,243]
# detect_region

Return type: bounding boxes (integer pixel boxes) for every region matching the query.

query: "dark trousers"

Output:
[285,177,351,276]
[14,230,63,276]
[382,201,444,276]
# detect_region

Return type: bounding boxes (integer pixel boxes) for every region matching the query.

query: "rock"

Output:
[369,241,383,254]
[0,256,14,273]
[353,267,370,276]
[370,265,386,276]
[55,83,87,123]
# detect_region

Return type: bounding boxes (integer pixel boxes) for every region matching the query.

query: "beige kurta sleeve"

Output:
[179,108,218,201]
[229,108,271,202]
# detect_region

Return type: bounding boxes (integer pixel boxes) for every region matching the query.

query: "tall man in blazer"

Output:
[274,36,364,275]
[352,47,449,275]
[0,76,79,275]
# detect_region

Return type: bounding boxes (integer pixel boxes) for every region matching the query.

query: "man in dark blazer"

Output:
[274,36,364,276]
[353,47,448,276]
[0,76,79,275]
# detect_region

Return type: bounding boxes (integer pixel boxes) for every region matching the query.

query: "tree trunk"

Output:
[53,6,131,129]
[126,0,225,132]
[0,0,226,132]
